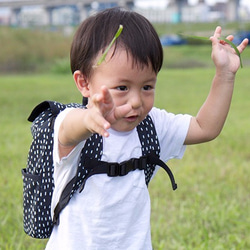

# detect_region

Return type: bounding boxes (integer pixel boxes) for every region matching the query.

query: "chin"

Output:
[111,123,138,133]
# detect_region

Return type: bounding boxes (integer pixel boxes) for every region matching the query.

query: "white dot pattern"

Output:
[69,133,103,199]
[22,102,160,239]
[22,101,82,238]
[137,115,160,185]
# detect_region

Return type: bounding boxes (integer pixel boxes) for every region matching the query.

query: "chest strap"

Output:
[79,154,177,192]
[53,154,177,226]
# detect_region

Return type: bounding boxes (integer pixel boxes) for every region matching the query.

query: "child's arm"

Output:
[58,86,131,158]
[184,26,248,145]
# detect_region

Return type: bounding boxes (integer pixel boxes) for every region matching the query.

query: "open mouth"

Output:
[125,115,138,122]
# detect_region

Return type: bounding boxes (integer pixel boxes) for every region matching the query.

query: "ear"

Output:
[73,70,90,97]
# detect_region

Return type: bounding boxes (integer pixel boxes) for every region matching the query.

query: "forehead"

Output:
[94,47,154,72]
[90,48,157,85]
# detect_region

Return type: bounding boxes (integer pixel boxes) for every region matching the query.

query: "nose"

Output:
[129,92,142,109]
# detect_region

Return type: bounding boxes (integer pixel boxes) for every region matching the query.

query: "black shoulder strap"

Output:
[53,133,103,225]
[28,101,65,122]
[146,153,177,190]
[136,115,160,185]
[53,114,177,225]
[136,115,177,189]
[28,100,83,122]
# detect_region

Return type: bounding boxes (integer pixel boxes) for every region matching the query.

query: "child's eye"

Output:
[143,85,153,91]
[116,86,127,91]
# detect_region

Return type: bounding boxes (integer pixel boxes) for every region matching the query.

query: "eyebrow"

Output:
[117,76,157,84]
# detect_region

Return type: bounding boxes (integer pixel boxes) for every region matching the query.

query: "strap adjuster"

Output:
[107,157,147,177]
[138,156,147,170]
[108,163,121,177]
[107,159,135,177]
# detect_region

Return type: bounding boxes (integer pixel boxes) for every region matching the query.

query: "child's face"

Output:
[87,48,157,132]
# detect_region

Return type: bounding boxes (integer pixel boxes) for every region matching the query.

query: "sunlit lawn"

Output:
[1,68,250,249]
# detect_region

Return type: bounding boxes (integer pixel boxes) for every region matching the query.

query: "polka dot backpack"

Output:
[22,100,177,239]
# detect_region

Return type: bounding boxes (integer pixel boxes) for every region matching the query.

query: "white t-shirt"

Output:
[45,107,191,250]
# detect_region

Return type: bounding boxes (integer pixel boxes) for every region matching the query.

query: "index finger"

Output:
[213,26,222,39]
[100,85,113,104]
[210,26,222,45]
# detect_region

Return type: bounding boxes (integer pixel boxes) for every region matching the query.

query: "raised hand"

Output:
[87,86,131,137]
[210,26,248,73]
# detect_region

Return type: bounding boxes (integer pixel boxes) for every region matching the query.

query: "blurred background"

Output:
[0,0,250,73]
[1,2,250,249]
[0,0,250,27]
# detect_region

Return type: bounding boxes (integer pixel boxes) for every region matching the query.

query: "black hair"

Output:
[70,7,163,77]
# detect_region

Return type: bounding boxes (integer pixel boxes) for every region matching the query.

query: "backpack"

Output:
[22,100,177,239]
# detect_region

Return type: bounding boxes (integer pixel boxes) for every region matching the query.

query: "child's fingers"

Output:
[237,38,249,54]
[94,125,110,137]
[92,93,102,105]
[100,85,113,104]
[114,104,131,120]
[92,86,114,112]
[210,26,221,41]
[97,123,110,137]
[225,35,234,41]
[88,112,110,137]
[92,92,107,112]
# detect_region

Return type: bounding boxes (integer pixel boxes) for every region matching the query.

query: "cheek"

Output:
[144,94,155,108]
[145,102,154,114]
[110,92,125,106]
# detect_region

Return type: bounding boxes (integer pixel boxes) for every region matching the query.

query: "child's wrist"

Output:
[215,67,236,79]
[214,70,236,84]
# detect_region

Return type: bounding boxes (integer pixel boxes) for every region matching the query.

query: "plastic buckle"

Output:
[119,163,127,176]
[108,163,120,177]
[130,158,138,170]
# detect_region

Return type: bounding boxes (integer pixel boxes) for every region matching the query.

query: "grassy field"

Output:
[151,68,250,249]
[1,22,250,73]
[1,66,250,249]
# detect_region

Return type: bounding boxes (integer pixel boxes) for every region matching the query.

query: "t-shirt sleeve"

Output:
[53,108,84,167]
[149,107,191,163]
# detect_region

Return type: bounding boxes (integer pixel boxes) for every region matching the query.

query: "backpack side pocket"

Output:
[22,168,53,238]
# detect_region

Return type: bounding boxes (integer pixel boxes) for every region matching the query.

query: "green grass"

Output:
[2,23,250,73]
[0,26,72,73]
[1,68,250,249]
[152,68,250,249]
[0,74,79,249]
